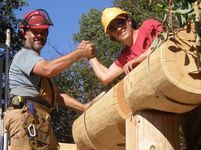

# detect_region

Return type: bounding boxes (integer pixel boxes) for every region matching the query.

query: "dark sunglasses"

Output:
[28,28,49,36]
[108,18,127,33]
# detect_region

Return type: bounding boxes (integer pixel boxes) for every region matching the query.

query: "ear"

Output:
[127,18,132,26]
[18,28,25,39]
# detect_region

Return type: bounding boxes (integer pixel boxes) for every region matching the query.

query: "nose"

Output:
[114,26,123,33]
[33,30,48,38]
[35,32,47,39]
[34,34,44,40]
[35,33,42,37]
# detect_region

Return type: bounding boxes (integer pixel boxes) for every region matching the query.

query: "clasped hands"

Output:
[77,40,96,59]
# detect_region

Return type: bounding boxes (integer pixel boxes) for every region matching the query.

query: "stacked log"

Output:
[73,29,201,149]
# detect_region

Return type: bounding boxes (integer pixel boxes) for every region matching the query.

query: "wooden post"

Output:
[126,115,136,150]
[126,111,180,150]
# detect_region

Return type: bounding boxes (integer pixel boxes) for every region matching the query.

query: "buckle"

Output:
[11,96,24,107]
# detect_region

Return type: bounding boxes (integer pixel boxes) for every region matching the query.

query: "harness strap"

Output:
[39,78,57,110]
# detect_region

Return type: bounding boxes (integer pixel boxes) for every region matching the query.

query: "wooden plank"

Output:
[126,115,136,150]
[59,143,77,150]
[126,111,180,150]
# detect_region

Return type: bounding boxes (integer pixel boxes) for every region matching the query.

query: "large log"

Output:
[73,29,201,149]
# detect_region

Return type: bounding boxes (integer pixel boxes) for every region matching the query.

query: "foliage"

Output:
[58,9,125,105]
[0,0,27,116]
[113,0,195,30]
[156,0,194,28]
[54,8,124,142]
[113,0,165,25]
[0,0,28,52]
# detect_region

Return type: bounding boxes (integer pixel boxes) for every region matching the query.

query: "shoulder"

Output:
[12,48,44,65]
[140,19,162,29]
[139,19,163,33]
[142,19,162,26]
[14,48,42,59]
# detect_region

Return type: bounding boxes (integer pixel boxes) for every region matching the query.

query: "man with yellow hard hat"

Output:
[89,7,163,84]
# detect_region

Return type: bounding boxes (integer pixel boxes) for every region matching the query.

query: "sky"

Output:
[15,0,113,60]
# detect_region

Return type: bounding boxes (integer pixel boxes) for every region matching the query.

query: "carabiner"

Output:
[28,124,36,137]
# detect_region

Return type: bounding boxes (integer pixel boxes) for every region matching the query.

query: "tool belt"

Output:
[8,77,57,109]
[8,95,52,111]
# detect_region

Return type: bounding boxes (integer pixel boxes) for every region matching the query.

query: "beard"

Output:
[32,43,44,51]
[25,38,47,52]
[33,38,46,50]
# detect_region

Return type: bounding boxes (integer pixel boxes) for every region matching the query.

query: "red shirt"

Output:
[114,19,163,68]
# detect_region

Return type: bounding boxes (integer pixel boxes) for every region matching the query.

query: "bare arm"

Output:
[56,88,90,112]
[33,42,95,78]
[89,57,123,84]
[123,48,151,74]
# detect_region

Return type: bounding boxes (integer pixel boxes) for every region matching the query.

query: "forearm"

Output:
[134,49,151,65]
[59,93,86,112]
[46,49,83,76]
[89,58,109,82]
[33,40,95,77]
[89,58,123,84]
[34,48,84,77]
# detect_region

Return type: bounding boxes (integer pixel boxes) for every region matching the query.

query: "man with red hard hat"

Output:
[4,9,95,149]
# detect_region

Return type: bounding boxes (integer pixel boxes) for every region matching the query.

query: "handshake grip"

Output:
[77,41,96,59]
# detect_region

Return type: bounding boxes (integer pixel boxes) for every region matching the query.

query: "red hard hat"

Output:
[20,9,53,29]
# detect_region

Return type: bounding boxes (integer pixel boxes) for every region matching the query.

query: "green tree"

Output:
[53,8,124,142]
[54,0,167,143]
[113,0,165,25]
[0,0,28,51]
[0,0,28,147]
[0,0,28,111]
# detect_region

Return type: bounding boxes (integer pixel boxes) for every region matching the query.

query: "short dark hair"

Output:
[131,17,137,29]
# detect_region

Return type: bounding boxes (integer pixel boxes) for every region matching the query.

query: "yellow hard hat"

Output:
[101,7,128,33]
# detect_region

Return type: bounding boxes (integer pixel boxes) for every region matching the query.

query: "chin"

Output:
[121,34,130,41]
[33,45,43,51]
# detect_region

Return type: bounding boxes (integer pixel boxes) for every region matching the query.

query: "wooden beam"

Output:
[126,111,180,150]
[73,28,201,149]
[59,143,77,150]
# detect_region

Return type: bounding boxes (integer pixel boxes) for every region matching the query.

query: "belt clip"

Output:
[12,96,24,107]
[28,124,36,138]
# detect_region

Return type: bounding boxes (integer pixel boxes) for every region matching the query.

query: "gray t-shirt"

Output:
[9,48,44,97]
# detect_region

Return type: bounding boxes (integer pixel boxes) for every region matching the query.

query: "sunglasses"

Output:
[108,18,127,33]
[28,28,49,37]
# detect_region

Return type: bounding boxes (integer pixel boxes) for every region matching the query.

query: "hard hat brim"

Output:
[29,24,49,29]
